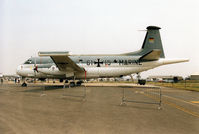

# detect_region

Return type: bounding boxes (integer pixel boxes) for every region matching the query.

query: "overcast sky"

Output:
[0,0,199,78]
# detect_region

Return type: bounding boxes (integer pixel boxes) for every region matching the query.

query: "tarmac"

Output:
[0,82,199,134]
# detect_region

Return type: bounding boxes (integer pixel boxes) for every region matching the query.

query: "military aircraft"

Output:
[16,26,189,86]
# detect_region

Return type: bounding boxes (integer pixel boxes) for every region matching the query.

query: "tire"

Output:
[21,82,27,87]
[76,81,82,86]
[138,79,146,85]
[69,82,75,87]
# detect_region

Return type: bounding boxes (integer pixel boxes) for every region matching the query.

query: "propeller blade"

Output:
[33,65,38,72]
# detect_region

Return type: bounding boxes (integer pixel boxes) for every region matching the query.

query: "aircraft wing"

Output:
[38,51,84,72]
[139,49,161,61]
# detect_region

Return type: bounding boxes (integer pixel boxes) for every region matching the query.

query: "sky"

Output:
[0,0,199,78]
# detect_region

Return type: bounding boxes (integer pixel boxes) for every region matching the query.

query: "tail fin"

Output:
[124,26,165,58]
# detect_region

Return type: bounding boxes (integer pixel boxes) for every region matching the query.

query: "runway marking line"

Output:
[142,93,199,118]
[191,101,199,104]
[164,101,199,118]
[163,95,199,108]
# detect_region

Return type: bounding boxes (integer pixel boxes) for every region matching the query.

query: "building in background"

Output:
[190,72,199,80]
[147,75,183,82]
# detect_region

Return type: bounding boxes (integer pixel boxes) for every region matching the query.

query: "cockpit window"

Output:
[24,59,35,64]
[23,57,53,64]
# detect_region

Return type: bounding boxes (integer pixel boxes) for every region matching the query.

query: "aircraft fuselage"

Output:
[16,56,187,79]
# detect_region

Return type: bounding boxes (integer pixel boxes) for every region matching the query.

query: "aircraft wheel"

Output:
[76,81,82,86]
[21,82,27,87]
[69,82,75,87]
[138,79,146,85]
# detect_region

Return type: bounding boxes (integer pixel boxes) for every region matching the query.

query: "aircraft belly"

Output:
[76,66,153,78]
[98,67,130,77]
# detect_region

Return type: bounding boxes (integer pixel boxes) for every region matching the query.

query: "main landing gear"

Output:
[136,73,146,85]
[69,81,75,87]
[64,80,83,88]
[21,82,27,87]
[21,77,27,87]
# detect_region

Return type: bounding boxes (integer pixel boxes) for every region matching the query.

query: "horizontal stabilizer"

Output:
[139,49,161,61]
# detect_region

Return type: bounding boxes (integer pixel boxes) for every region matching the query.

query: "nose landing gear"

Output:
[21,82,27,87]
[21,77,27,87]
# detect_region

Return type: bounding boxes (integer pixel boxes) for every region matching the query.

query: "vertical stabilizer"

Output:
[124,26,165,58]
[142,26,165,58]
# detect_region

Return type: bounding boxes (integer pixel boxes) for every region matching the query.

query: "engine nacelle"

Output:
[37,65,64,75]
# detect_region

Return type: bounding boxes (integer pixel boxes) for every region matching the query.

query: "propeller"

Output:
[33,65,38,72]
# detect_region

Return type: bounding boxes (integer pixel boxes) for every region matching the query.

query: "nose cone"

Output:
[16,65,22,76]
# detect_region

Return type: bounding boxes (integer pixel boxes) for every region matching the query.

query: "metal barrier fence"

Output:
[121,86,162,109]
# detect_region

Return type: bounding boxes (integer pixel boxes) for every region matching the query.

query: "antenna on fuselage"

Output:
[137,30,147,32]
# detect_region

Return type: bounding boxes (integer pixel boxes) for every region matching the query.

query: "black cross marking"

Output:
[94,59,103,67]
